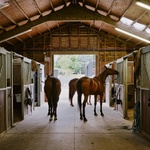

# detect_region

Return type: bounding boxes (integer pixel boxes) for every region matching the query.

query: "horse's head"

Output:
[105,66,119,75]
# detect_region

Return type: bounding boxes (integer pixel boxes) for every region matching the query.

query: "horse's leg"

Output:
[49,98,53,121]
[83,95,88,122]
[53,107,57,121]
[70,90,75,107]
[89,95,92,105]
[94,95,98,116]
[78,93,82,120]
[47,99,51,116]
[54,108,57,121]
[100,93,104,116]
[54,100,58,121]
[87,95,90,105]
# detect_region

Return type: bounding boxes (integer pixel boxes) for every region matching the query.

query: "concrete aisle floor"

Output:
[0,86,150,150]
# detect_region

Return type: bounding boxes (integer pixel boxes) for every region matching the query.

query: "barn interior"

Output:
[0,0,150,148]
[0,0,150,61]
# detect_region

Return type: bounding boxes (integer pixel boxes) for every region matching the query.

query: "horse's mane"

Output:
[95,68,107,84]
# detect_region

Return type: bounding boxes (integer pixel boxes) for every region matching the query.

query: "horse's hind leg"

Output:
[49,101,53,121]
[100,93,104,116]
[77,93,83,120]
[49,108,53,121]
[83,95,88,122]
[89,95,92,105]
[47,100,51,116]
[54,108,57,121]
[87,95,92,105]
[70,90,75,107]
[94,95,98,116]
[54,102,58,121]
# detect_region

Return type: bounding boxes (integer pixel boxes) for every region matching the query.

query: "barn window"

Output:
[145,28,150,34]
[133,22,146,31]
[120,17,133,26]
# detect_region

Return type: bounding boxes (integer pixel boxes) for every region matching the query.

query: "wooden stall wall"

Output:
[13,58,22,123]
[138,46,150,139]
[0,47,13,137]
[13,55,41,121]
[106,55,134,119]
[141,90,150,137]
[113,58,124,117]
[105,64,117,106]
[23,58,34,118]
[39,64,45,106]
[0,90,5,135]
[6,52,13,129]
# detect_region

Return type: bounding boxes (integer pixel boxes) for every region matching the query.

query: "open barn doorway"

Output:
[53,54,96,87]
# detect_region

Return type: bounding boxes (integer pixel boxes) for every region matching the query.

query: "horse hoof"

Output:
[101,113,104,116]
[54,117,57,121]
[84,118,87,122]
[49,118,53,121]
[70,104,74,107]
[94,113,98,116]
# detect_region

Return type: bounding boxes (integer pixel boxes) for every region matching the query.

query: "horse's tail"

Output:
[76,79,82,94]
[52,78,60,103]
[52,78,56,93]
[68,83,72,102]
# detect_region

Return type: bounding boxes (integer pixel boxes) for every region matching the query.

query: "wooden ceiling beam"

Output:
[13,0,30,20]
[0,10,17,25]
[0,3,116,43]
[33,0,42,16]
[49,0,54,11]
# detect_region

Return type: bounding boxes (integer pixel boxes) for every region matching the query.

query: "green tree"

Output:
[54,55,95,75]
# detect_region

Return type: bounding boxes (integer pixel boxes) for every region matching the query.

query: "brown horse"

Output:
[44,75,61,121]
[76,67,119,122]
[69,78,78,107]
[69,78,92,107]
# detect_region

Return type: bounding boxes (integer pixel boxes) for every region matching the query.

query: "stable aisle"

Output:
[0,87,150,150]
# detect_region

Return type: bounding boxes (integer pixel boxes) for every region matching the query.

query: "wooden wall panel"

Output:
[7,89,12,129]
[0,90,6,134]
[52,37,60,48]
[141,90,150,135]
[61,37,69,48]
[70,36,78,48]
[13,64,21,85]
[89,36,97,49]
[80,36,88,48]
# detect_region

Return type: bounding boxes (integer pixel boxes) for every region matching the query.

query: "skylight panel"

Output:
[133,22,146,31]
[145,28,150,34]
[120,17,133,26]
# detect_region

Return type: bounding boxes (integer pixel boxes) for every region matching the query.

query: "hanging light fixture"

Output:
[136,1,150,10]
[115,27,150,43]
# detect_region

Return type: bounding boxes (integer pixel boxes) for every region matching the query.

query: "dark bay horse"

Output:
[44,75,61,121]
[76,67,119,122]
[69,78,92,107]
